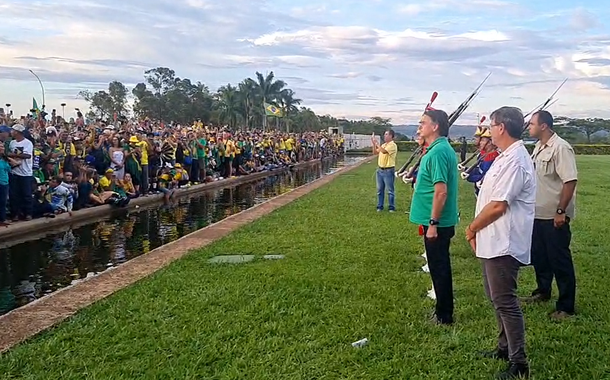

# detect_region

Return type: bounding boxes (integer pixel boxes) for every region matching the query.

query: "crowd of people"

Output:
[0,110,345,226]
[374,108,577,380]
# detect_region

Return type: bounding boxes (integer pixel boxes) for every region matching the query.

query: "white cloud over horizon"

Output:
[1,0,610,125]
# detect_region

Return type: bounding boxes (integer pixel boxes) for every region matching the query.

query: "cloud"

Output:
[397,0,519,15]
[569,7,599,31]
[575,58,610,67]
[2,0,610,123]
[329,72,363,79]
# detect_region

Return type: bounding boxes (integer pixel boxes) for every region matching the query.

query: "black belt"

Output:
[379,167,395,170]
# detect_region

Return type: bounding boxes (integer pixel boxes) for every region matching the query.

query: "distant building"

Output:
[328,125,343,135]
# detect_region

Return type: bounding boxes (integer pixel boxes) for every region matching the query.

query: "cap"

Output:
[105,168,114,174]
[474,126,483,137]
[11,124,25,133]
[45,126,58,135]
[129,136,139,143]
[480,128,491,138]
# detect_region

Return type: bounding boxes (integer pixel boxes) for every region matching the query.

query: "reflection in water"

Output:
[0,157,364,315]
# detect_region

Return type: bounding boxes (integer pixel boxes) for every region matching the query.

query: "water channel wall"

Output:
[0,158,331,243]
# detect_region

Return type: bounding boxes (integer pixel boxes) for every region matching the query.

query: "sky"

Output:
[1,0,609,125]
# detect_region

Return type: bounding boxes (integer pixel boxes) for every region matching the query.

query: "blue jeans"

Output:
[376,168,395,210]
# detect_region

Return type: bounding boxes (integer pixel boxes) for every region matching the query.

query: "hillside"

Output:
[393,125,477,138]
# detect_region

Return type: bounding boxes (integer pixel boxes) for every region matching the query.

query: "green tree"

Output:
[278,89,302,132]
[252,71,286,130]
[564,117,610,143]
[78,80,128,119]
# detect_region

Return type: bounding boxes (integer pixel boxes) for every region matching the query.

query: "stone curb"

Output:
[0,155,375,354]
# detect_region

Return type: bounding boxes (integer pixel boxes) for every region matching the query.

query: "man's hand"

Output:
[426,225,438,240]
[469,237,477,252]
[465,225,476,253]
[554,212,566,228]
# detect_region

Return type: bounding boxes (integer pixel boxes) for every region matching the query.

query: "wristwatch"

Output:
[556,208,565,215]
[429,218,440,226]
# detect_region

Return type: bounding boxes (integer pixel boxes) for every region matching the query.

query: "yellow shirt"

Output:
[285,138,294,150]
[121,180,135,193]
[377,141,398,168]
[59,141,76,156]
[137,141,149,165]
[225,140,235,158]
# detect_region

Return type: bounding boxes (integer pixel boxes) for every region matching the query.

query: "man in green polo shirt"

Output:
[410,108,459,325]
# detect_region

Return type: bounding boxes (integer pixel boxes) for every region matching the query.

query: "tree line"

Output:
[78,67,396,135]
[77,67,610,141]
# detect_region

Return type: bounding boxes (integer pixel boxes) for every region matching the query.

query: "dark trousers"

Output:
[481,255,526,364]
[190,159,200,183]
[141,165,149,193]
[531,219,576,313]
[423,226,455,323]
[9,174,33,219]
[0,183,8,222]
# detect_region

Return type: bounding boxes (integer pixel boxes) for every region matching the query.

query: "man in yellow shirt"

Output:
[372,130,398,212]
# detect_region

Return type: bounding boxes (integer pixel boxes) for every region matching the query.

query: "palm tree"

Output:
[238,78,257,130]
[216,84,241,129]
[278,89,302,132]
[252,71,286,130]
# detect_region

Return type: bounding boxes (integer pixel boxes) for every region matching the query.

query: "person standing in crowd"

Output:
[0,144,16,226]
[371,129,398,212]
[525,110,578,320]
[7,124,34,221]
[409,109,459,325]
[466,106,535,379]
[459,136,468,163]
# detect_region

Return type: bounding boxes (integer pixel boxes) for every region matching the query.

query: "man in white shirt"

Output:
[7,124,34,221]
[465,107,535,380]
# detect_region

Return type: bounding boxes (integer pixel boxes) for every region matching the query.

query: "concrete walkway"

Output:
[0,155,374,353]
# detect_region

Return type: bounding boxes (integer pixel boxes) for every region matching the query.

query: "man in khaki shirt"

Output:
[526,110,578,320]
[371,129,398,212]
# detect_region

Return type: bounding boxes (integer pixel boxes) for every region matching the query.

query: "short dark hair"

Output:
[423,109,449,137]
[490,106,524,139]
[385,129,395,138]
[533,110,553,129]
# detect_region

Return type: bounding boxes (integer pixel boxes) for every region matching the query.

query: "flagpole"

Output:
[29,69,45,108]
[263,97,267,132]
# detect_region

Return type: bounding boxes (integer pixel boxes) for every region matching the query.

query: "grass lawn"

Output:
[1,154,609,379]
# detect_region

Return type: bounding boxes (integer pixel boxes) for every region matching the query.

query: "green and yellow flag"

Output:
[32,98,41,119]
[264,102,282,117]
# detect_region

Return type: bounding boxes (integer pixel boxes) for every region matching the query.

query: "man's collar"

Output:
[542,132,558,147]
[427,136,447,149]
[498,139,523,158]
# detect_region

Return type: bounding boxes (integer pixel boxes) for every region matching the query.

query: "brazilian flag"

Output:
[264,102,282,117]
[32,98,41,119]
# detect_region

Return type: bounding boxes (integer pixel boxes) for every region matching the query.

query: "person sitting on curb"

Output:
[48,176,74,216]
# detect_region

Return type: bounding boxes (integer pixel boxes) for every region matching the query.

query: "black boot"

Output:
[496,362,529,379]
[479,348,509,361]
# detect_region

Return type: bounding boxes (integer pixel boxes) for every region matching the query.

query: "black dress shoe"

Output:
[429,314,453,325]
[479,348,509,361]
[496,362,530,379]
